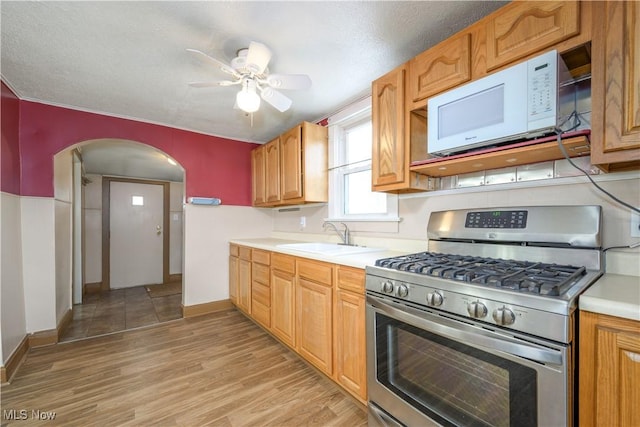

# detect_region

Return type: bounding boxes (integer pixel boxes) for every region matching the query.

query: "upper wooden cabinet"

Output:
[590,1,640,172]
[251,122,327,207]
[485,1,580,71]
[372,63,405,189]
[410,32,472,102]
[251,145,266,206]
[372,63,433,192]
[371,0,640,189]
[265,138,280,204]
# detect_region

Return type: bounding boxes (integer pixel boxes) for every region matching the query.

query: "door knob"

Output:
[156,225,162,235]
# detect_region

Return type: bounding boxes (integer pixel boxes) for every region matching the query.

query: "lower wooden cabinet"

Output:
[335,289,367,401]
[229,246,239,305]
[229,245,367,403]
[334,266,367,402]
[251,250,271,328]
[579,310,640,427]
[237,253,252,315]
[271,254,296,348]
[297,276,333,376]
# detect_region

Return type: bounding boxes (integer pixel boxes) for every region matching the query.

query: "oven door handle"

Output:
[367,295,564,366]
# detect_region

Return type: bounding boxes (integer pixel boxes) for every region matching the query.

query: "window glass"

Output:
[345,121,372,164]
[327,97,398,222]
[344,169,387,215]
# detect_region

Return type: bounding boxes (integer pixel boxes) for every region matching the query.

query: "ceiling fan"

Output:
[187,41,311,113]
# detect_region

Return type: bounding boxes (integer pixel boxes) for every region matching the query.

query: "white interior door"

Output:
[110,181,164,288]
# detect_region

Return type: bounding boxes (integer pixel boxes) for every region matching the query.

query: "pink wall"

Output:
[13,97,257,205]
[1,81,21,195]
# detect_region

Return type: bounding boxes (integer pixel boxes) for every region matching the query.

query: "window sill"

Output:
[324,216,401,223]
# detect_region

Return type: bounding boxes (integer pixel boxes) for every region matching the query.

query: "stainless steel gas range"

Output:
[365,205,603,427]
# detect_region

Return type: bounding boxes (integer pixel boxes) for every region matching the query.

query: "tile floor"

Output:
[60,285,182,342]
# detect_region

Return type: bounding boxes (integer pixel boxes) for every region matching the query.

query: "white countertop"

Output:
[579,274,640,321]
[229,237,410,269]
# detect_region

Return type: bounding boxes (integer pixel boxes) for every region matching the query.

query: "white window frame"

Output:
[327,97,399,223]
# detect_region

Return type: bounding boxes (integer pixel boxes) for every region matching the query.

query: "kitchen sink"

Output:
[276,242,382,256]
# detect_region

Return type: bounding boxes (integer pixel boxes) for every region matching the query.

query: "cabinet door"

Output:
[238,258,251,314]
[297,277,333,375]
[265,138,281,204]
[485,1,580,70]
[251,145,266,206]
[591,1,640,171]
[271,268,296,348]
[229,255,238,304]
[579,311,640,427]
[280,125,303,201]
[372,64,406,189]
[334,289,367,402]
[410,33,471,102]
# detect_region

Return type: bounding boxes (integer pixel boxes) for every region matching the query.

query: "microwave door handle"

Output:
[367,295,563,366]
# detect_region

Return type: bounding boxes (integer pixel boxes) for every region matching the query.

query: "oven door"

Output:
[366,293,571,427]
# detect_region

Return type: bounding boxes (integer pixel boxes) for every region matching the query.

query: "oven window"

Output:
[376,312,537,427]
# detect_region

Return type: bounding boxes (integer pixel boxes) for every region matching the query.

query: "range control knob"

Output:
[397,284,409,298]
[467,301,488,318]
[381,281,394,294]
[493,307,516,326]
[426,291,444,307]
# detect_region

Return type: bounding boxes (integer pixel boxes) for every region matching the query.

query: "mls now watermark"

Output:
[3,409,57,421]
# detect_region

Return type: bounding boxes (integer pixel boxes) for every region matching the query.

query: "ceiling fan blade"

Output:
[188,80,238,88]
[266,73,312,90]
[186,48,239,77]
[260,87,292,112]
[245,41,272,74]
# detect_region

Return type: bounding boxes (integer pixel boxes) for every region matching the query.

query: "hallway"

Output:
[61,284,182,342]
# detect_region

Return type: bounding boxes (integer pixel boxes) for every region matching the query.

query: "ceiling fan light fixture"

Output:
[236,79,260,113]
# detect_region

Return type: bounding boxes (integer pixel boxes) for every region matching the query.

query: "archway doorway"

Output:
[55,139,186,341]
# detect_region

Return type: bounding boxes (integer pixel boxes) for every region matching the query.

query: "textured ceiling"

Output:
[1,1,506,144]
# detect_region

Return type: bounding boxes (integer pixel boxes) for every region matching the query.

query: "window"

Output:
[131,195,144,206]
[327,97,398,222]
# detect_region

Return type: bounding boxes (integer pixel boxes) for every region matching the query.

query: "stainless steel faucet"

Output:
[323,221,351,246]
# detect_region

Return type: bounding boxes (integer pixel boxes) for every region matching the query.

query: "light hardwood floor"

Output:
[1,309,367,426]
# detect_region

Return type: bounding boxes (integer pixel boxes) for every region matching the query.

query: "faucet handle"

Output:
[340,222,351,246]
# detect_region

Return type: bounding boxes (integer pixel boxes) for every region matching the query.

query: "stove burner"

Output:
[375,252,586,297]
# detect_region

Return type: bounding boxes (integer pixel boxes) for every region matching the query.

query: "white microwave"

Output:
[427,50,570,156]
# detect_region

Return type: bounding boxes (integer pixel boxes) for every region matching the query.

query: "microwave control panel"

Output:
[527,50,558,121]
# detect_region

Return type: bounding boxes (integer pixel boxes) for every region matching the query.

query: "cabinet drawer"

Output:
[239,246,252,261]
[298,259,333,286]
[229,244,239,257]
[272,252,295,274]
[252,263,270,286]
[337,266,365,294]
[252,249,271,266]
[252,282,271,307]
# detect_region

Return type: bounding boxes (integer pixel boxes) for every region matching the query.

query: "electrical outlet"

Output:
[631,213,640,238]
[299,216,306,230]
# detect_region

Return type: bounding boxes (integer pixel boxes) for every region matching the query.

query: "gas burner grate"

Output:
[375,252,587,296]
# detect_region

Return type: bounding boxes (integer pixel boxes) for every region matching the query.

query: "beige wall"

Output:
[183,204,272,306]
[0,192,26,364]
